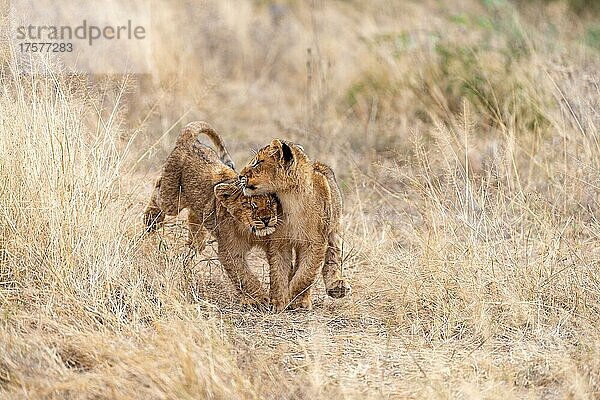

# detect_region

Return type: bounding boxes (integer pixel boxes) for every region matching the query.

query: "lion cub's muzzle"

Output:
[250,215,277,237]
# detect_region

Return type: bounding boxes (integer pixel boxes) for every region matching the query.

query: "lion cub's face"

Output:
[239,139,299,196]
[214,182,278,237]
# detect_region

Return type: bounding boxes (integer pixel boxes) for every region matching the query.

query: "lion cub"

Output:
[144,121,278,305]
[239,139,351,311]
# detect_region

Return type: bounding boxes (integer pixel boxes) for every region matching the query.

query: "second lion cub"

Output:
[240,139,351,311]
[144,121,278,305]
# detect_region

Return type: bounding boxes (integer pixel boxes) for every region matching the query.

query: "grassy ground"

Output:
[1,0,599,398]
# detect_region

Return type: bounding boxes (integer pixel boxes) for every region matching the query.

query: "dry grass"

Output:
[1,0,599,398]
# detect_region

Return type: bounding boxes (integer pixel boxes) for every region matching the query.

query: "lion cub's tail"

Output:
[178,121,235,169]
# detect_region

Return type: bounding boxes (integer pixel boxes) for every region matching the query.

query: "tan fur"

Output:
[143,121,279,306]
[312,162,352,299]
[240,139,351,311]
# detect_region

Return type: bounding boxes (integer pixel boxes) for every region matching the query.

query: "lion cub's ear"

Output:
[270,138,294,165]
[214,182,236,202]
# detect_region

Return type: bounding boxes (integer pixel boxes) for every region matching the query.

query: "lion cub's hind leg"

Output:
[144,178,166,232]
[322,232,352,299]
[187,210,209,253]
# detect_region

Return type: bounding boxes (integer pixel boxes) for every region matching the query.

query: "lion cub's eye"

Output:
[252,159,263,169]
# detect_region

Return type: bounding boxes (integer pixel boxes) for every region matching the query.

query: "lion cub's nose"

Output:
[261,216,271,226]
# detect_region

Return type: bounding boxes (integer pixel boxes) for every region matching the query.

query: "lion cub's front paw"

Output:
[270,297,289,313]
[240,294,270,310]
[326,279,352,299]
[289,295,313,311]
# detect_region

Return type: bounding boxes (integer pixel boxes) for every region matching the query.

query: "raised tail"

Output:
[178,121,235,169]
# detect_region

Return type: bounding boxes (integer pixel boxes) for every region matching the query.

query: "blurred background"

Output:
[111,0,599,225]
[124,0,599,165]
